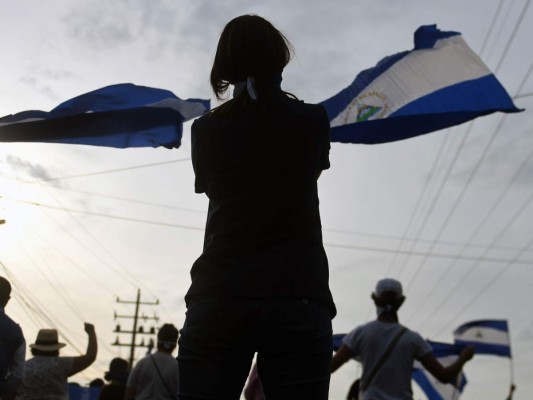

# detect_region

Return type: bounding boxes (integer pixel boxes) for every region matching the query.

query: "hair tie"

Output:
[246,76,257,100]
[233,76,258,100]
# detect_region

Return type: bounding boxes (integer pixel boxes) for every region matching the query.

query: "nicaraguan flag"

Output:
[0,83,210,149]
[453,319,511,357]
[320,25,521,144]
[413,341,468,400]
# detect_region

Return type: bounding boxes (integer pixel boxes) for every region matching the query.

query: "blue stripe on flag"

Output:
[454,319,508,334]
[391,75,518,117]
[413,24,460,49]
[0,84,210,149]
[412,369,447,400]
[454,340,511,357]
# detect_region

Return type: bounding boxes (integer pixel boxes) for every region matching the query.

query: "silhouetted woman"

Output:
[178,14,335,400]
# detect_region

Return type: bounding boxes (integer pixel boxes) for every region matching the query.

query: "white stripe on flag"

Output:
[145,98,208,120]
[0,118,44,126]
[330,35,491,128]
[454,326,509,346]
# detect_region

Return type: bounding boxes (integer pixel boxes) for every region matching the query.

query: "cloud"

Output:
[18,66,80,102]
[61,0,184,54]
[5,156,64,187]
[62,1,135,51]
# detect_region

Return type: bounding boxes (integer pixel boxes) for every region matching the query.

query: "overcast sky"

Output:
[0,0,532,398]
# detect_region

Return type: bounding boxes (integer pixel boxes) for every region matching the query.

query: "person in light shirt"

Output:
[331,278,474,400]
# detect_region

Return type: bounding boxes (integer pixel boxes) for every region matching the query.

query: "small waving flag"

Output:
[0,83,209,149]
[454,319,511,357]
[332,333,346,351]
[320,25,521,144]
[413,341,468,400]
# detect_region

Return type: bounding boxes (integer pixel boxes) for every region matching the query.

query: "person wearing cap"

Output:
[0,277,25,400]
[16,323,97,400]
[331,278,474,400]
[125,323,179,400]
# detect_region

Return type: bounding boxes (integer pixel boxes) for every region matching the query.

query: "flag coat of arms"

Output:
[453,319,511,357]
[320,25,521,144]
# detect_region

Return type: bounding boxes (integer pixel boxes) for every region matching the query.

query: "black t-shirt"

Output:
[187,93,336,317]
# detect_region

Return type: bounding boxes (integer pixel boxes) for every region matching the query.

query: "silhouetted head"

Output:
[104,357,129,383]
[210,15,293,100]
[89,378,105,388]
[157,323,179,352]
[371,278,406,316]
[0,276,11,308]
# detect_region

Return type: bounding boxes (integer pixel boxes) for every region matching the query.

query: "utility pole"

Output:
[112,289,159,369]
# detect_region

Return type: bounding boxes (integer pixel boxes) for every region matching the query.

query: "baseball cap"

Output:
[374,278,403,298]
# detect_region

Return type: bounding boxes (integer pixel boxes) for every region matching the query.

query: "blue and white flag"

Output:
[320,25,521,144]
[454,319,511,357]
[413,341,468,400]
[0,83,210,149]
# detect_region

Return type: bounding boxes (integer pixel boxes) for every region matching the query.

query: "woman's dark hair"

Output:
[210,15,293,101]
[31,348,59,357]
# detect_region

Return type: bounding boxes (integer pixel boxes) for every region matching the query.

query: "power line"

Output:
[324,227,533,254]
[432,235,533,339]
[48,186,205,214]
[402,63,533,293]
[405,131,533,325]
[493,0,531,74]
[35,184,168,301]
[478,0,507,56]
[9,193,532,253]
[0,259,86,354]
[0,258,115,360]
[323,242,533,266]
[383,132,452,278]
[19,158,191,184]
[1,196,204,231]
[24,224,117,296]
[394,121,476,280]
[416,182,533,334]
[12,234,86,319]
[486,0,517,67]
[7,194,533,263]
[386,0,515,280]
[513,92,533,100]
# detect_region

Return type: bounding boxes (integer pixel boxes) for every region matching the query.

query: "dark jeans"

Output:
[177,296,332,400]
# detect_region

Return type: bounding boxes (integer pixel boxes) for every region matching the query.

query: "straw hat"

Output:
[30,329,66,351]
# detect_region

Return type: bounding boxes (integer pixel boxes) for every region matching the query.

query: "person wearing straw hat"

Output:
[0,276,25,400]
[16,323,97,400]
[331,278,474,400]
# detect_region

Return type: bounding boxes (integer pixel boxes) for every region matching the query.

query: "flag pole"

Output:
[507,324,515,392]
[451,374,461,400]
